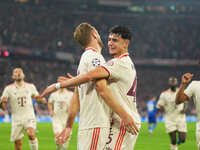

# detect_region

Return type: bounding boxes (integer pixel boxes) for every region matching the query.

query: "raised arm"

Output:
[175,73,193,104]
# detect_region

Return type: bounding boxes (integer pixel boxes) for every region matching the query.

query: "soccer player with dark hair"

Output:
[176,73,200,150]
[0,68,46,150]
[157,77,187,150]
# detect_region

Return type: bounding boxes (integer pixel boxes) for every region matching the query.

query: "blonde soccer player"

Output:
[0,68,46,150]
[48,86,73,150]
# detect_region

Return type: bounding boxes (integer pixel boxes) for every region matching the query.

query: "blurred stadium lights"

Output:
[3,50,10,57]
[0,46,74,63]
[170,5,176,11]
[0,49,10,57]
[98,0,131,7]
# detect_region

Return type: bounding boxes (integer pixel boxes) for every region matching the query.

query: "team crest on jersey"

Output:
[106,60,114,66]
[92,58,101,67]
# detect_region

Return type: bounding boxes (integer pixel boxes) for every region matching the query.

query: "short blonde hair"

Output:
[74,22,94,48]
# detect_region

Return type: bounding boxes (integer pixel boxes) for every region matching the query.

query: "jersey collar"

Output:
[85,47,98,53]
[118,52,129,59]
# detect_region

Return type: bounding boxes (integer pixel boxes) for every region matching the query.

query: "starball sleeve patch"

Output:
[92,58,101,67]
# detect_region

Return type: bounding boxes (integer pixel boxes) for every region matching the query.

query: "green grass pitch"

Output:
[0,122,196,150]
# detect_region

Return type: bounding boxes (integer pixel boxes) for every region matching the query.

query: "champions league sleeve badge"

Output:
[92,58,101,67]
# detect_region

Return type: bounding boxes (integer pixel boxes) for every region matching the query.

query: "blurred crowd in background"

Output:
[0,1,200,118]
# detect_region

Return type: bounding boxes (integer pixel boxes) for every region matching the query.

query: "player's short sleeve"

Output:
[101,59,127,80]
[30,84,39,97]
[48,93,55,103]
[157,93,165,108]
[83,51,105,72]
[184,81,195,98]
[1,86,9,99]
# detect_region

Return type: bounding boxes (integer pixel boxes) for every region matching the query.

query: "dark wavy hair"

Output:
[109,25,132,40]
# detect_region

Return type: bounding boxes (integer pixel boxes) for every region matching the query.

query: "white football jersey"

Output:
[184,81,200,120]
[77,47,111,130]
[48,89,73,119]
[1,82,39,121]
[101,53,141,126]
[157,88,185,120]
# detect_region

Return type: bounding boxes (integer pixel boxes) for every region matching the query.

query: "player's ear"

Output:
[125,39,130,47]
[123,39,130,49]
[91,30,97,40]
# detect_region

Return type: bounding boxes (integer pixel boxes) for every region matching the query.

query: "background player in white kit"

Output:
[48,86,73,150]
[176,73,200,150]
[157,77,187,150]
[41,25,140,150]
[0,68,46,150]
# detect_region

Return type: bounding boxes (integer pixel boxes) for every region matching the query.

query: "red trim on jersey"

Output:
[183,93,190,100]
[7,83,15,87]
[90,128,100,150]
[100,66,110,79]
[85,47,98,53]
[24,82,32,85]
[163,89,170,93]
[114,126,126,150]
[118,53,129,59]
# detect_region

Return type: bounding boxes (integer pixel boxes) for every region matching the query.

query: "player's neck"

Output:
[170,87,177,92]
[59,88,65,93]
[114,49,128,58]
[86,42,102,53]
[15,80,24,87]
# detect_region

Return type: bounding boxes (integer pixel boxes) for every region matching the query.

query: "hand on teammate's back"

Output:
[56,127,72,145]
[57,76,68,82]
[57,73,74,83]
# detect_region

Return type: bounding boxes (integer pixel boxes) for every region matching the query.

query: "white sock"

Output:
[29,138,38,150]
[170,144,178,150]
[198,142,200,150]
[61,141,69,150]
